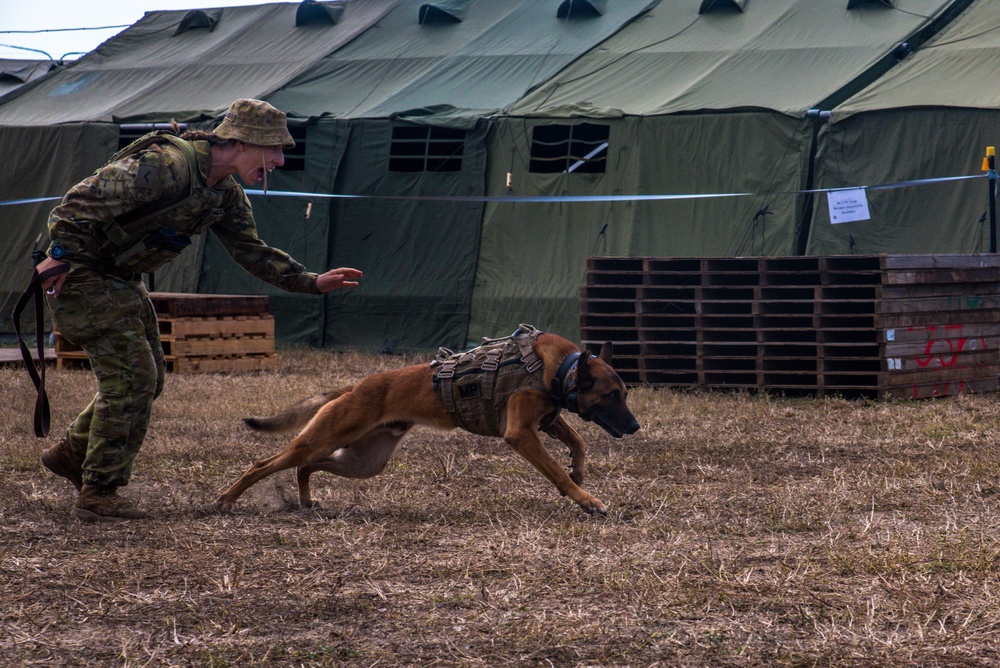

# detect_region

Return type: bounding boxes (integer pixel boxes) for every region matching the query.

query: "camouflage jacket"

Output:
[46,132,319,292]
[432,324,558,437]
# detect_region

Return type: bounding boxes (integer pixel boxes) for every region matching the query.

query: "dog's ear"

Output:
[599,341,613,363]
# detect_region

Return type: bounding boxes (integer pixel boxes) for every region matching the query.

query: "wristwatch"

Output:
[49,244,72,261]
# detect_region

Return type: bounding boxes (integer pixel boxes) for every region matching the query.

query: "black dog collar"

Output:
[550,351,594,414]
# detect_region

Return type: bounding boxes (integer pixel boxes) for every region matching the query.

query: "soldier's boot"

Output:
[41,441,84,491]
[74,484,148,522]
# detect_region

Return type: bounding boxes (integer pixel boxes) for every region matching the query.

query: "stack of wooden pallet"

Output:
[581,254,1000,400]
[56,292,277,373]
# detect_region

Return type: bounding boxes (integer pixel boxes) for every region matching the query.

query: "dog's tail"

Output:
[244,386,353,433]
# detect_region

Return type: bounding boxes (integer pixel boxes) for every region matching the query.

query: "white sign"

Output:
[828,188,871,224]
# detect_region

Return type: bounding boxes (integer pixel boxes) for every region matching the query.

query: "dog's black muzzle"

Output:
[588,409,641,439]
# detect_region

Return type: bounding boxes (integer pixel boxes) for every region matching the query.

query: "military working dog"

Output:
[215,326,640,516]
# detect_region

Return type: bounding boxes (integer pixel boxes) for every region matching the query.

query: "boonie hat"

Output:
[214,99,295,148]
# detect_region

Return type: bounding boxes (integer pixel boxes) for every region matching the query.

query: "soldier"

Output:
[34,99,362,522]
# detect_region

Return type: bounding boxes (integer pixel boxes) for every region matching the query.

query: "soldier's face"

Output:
[235,143,285,185]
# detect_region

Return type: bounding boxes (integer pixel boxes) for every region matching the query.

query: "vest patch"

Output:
[135,163,159,191]
[458,383,481,400]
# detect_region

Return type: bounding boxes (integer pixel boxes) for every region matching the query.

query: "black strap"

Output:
[550,352,581,411]
[12,262,69,437]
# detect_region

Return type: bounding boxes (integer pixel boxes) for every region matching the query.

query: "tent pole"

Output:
[986,146,997,253]
[991,177,997,254]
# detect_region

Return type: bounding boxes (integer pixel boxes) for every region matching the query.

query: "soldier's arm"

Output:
[208,190,321,294]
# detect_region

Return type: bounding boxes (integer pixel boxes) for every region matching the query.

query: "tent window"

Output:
[117,123,188,151]
[389,125,465,173]
[529,123,609,174]
[277,125,307,172]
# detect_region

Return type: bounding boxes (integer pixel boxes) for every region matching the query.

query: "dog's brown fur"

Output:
[215,333,639,515]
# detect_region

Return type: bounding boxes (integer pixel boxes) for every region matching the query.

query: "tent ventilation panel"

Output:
[847,0,895,8]
[557,0,607,19]
[699,0,747,13]
[419,1,470,24]
[296,0,346,27]
[173,10,222,36]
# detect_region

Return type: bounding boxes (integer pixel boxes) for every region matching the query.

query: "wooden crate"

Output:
[56,292,277,374]
[581,255,1000,400]
[876,255,1000,399]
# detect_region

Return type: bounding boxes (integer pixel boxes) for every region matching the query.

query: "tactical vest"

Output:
[89,132,229,275]
[432,324,558,437]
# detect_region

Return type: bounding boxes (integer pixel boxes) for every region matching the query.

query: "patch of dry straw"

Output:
[2,348,1000,666]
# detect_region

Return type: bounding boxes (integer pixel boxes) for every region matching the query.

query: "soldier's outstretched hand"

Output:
[316,267,363,293]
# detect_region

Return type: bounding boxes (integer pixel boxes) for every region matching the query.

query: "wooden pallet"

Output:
[149,292,270,318]
[0,348,55,365]
[56,349,278,374]
[55,293,277,374]
[581,255,1000,400]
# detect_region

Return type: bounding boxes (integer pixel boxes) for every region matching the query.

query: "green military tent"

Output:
[469,0,971,343]
[261,0,659,350]
[806,0,1000,256]
[0,0,989,352]
[0,0,659,350]
[0,0,409,344]
[0,59,60,99]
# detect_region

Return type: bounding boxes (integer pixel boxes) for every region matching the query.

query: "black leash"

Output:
[12,253,69,437]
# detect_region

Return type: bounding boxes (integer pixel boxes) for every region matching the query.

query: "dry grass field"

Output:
[3,347,1000,667]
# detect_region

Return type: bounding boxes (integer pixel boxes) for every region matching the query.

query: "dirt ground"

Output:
[3,348,1000,667]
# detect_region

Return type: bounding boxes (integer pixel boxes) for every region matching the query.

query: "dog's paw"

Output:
[300,499,322,510]
[213,499,235,513]
[580,497,607,517]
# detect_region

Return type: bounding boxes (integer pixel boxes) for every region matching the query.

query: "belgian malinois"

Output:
[215,330,640,516]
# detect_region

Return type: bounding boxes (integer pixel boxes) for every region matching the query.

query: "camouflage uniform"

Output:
[45,133,319,489]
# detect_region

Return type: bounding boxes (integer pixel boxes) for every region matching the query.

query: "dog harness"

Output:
[432,324,559,437]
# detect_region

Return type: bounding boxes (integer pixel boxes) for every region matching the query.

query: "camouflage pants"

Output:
[47,266,165,488]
